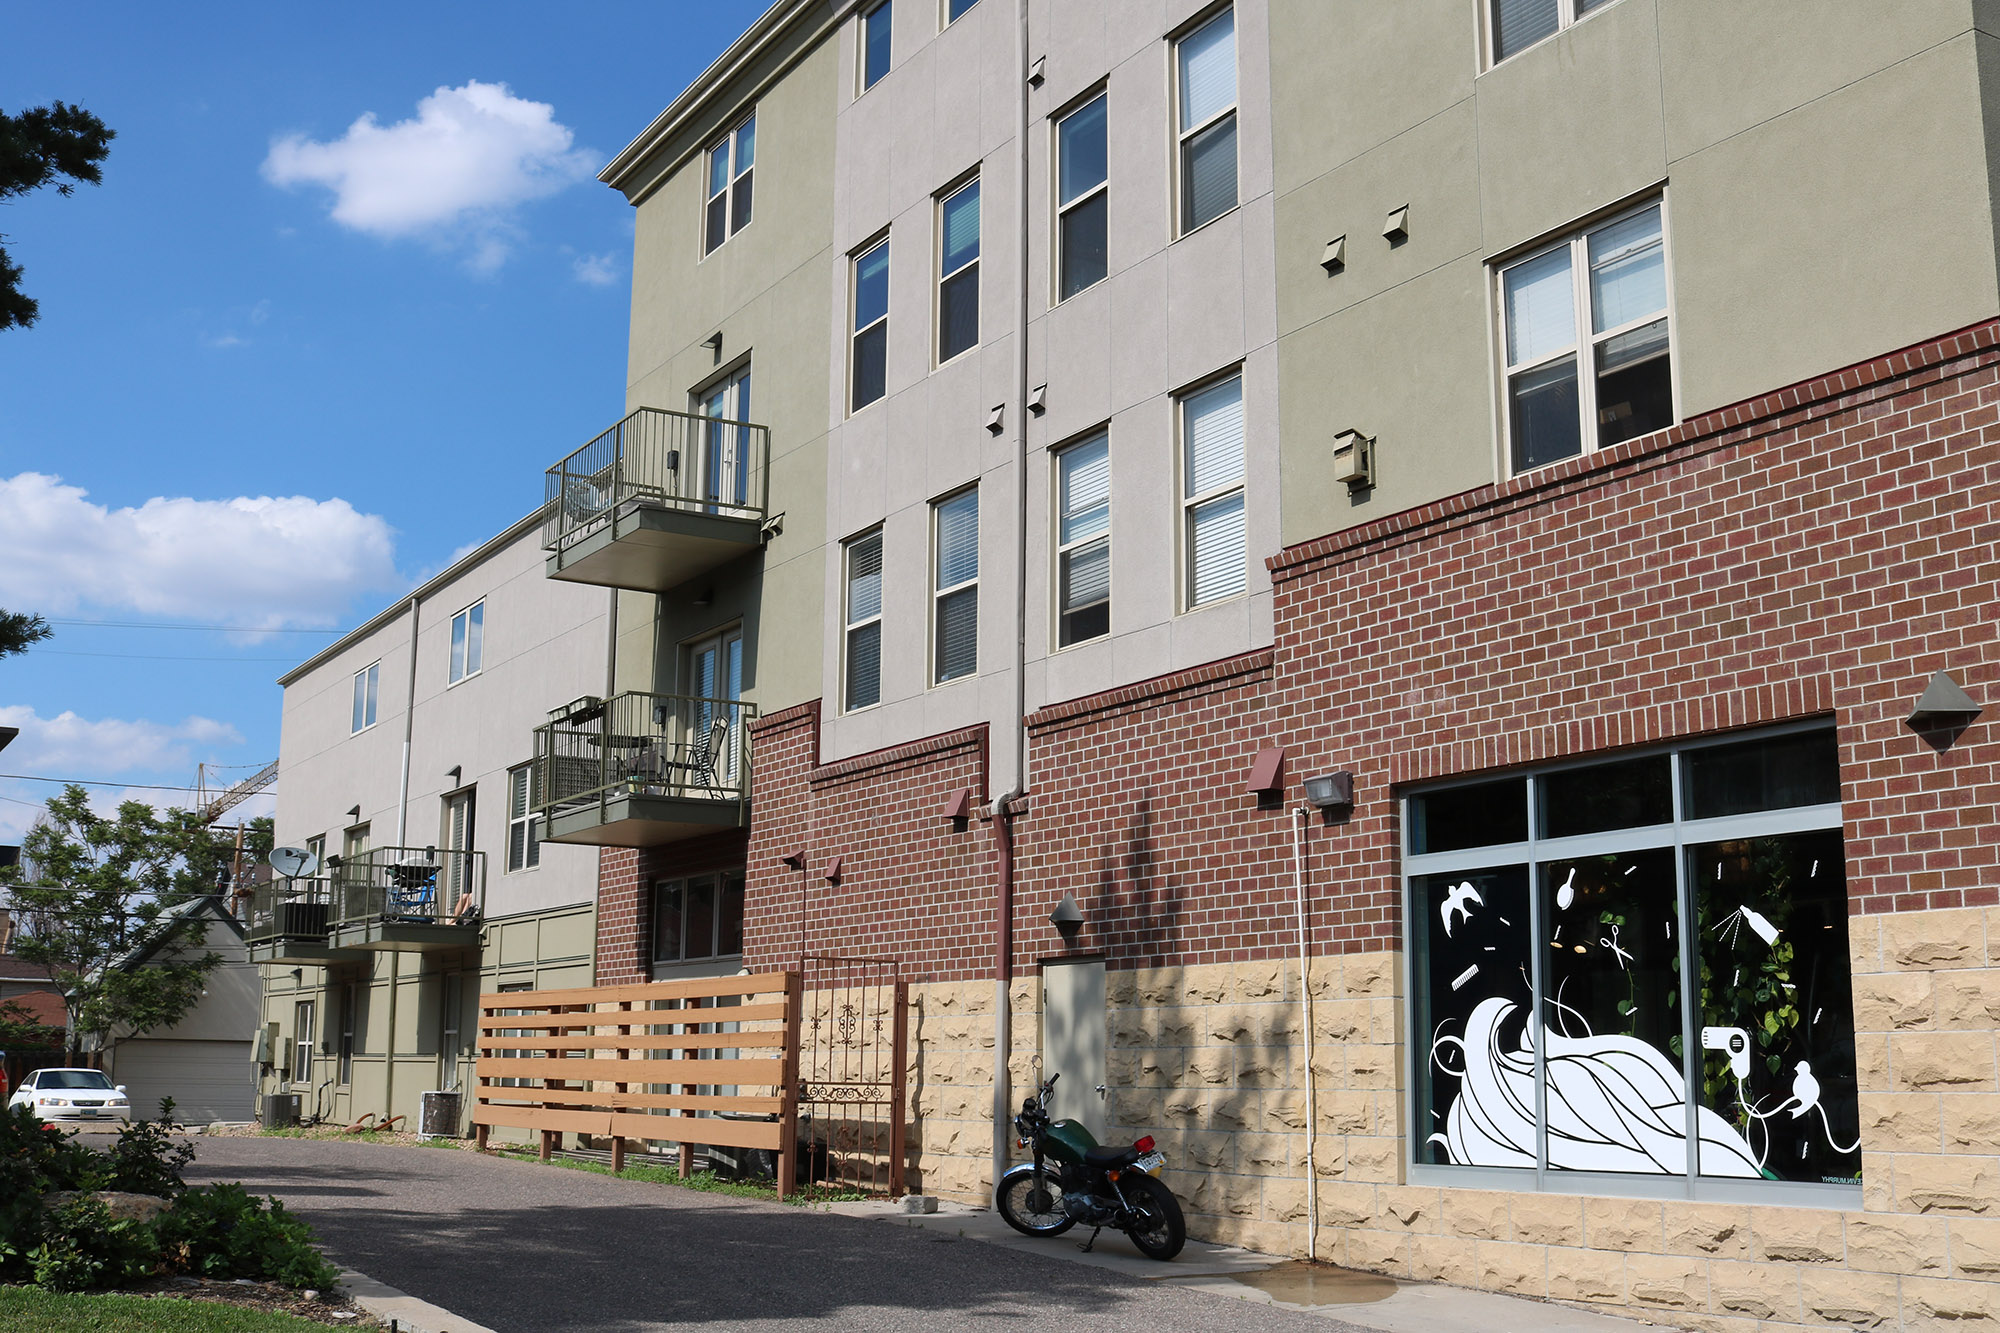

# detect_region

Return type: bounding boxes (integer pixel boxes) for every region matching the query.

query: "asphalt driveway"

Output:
[189,1137,1362,1333]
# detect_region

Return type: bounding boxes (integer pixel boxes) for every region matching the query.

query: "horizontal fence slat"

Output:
[476,1000,788,1033]
[476,1091,780,1115]
[478,972,792,1011]
[476,1056,786,1086]
[603,1110,781,1150]
[472,1105,611,1136]
[476,1032,784,1054]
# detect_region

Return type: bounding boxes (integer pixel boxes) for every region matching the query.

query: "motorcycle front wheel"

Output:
[996,1166,1076,1236]
[1123,1174,1186,1260]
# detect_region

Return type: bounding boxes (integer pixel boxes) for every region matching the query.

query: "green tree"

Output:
[0,787,222,1063]
[1,101,115,332]
[0,609,51,659]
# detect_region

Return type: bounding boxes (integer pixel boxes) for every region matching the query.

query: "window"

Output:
[306,834,326,870]
[1406,725,1857,1196]
[337,982,357,1086]
[698,365,753,508]
[342,823,370,870]
[1500,201,1672,474]
[449,601,484,684]
[1180,373,1246,607]
[1056,94,1108,300]
[937,178,980,363]
[851,237,890,411]
[1489,0,1618,64]
[1055,432,1111,646]
[493,981,533,1088]
[844,529,884,711]
[441,788,474,914]
[350,662,379,733]
[1174,8,1237,234]
[945,0,977,22]
[704,112,755,255]
[686,628,746,786]
[932,488,978,683]
[292,1000,315,1087]
[861,1,892,90]
[440,972,463,1092]
[506,764,541,872]
[652,872,746,966]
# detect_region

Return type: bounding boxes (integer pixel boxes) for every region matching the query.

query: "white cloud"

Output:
[0,472,399,630]
[0,707,242,780]
[572,252,618,287]
[263,80,596,270]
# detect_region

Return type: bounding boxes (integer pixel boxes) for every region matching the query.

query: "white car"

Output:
[8,1068,132,1124]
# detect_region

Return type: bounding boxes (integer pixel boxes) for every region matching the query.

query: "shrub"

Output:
[27,1195,160,1292]
[0,1102,98,1280]
[155,1184,342,1290]
[102,1107,195,1197]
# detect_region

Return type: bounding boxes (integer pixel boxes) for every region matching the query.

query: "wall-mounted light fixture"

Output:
[703,331,724,363]
[445,766,462,789]
[1332,429,1374,489]
[1908,671,1982,728]
[1303,771,1355,810]
[1050,891,1083,937]
[346,805,362,821]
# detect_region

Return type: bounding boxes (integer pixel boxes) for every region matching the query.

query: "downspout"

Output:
[393,596,420,846]
[1294,806,1318,1261]
[991,0,1032,1196]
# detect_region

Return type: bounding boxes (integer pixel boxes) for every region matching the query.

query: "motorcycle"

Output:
[994,1069,1186,1260]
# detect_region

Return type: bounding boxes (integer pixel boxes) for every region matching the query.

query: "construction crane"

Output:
[195,760,278,825]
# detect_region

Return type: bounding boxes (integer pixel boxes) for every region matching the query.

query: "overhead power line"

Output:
[48,619,349,634]
[38,650,303,662]
[0,772,276,795]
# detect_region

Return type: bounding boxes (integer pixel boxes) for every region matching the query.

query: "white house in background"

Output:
[94,895,258,1123]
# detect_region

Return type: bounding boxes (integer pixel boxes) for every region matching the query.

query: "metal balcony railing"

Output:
[543,407,771,554]
[327,846,486,929]
[534,692,756,822]
[245,878,335,945]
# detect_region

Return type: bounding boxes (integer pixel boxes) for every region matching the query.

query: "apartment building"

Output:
[534,1,1999,1324]
[254,513,606,1132]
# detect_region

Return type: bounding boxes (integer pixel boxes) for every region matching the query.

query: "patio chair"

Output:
[626,715,730,794]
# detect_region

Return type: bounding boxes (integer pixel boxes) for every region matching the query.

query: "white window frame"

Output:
[440,971,463,1093]
[337,981,357,1086]
[1495,196,1676,477]
[506,764,541,873]
[1054,90,1109,304]
[843,527,885,713]
[448,600,484,686]
[860,0,893,92]
[683,626,746,787]
[703,111,756,256]
[1485,0,1622,68]
[306,833,327,870]
[1053,430,1112,649]
[942,0,978,26]
[342,822,370,866]
[292,999,315,1088]
[930,486,979,686]
[1177,370,1248,611]
[850,234,891,414]
[1171,6,1239,238]
[351,662,379,734]
[935,174,981,366]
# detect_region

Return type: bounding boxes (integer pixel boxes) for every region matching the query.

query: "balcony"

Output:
[325,846,486,954]
[544,407,771,593]
[535,692,754,848]
[245,879,366,966]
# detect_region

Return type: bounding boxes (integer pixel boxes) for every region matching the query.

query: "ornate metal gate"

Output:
[798,955,906,1196]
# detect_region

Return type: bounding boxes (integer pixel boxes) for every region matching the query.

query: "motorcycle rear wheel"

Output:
[1123,1174,1186,1260]
[996,1167,1076,1236]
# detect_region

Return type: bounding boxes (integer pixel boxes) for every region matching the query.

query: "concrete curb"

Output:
[340,1268,502,1333]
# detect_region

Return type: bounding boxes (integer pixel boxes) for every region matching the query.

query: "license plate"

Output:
[1134,1151,1166,1176]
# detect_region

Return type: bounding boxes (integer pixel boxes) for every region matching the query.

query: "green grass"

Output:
[491,1150,866,1205]
[0,1287,340,1332]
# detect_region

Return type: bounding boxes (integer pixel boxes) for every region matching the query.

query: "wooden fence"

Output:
[472,971,803,1198]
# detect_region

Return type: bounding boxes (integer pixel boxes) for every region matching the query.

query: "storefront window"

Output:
[1406,723,1857,1193]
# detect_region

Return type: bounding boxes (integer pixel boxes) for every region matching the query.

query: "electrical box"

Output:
[1332,431,1374,488]
[255,1022,279,1064]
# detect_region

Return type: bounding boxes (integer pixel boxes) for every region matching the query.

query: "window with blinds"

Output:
[932,488,978,683]
[1499,200,1672,474]
[1490,0,1618,65]
[852,238,890,412]
[845,528,884,710]
[1056,93,1108,301]
[507,763,540,873]
[704,112,755,255]
[1180,374,1246,608]
[1056,433,1110,646]
[862,1,892,91]
[938,178,980,363]
[1174,8,1237,234]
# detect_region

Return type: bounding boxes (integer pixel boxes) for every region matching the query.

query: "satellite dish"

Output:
[268,846,319,879]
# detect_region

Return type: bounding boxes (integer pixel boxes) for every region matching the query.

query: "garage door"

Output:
[110,1040,255,1123]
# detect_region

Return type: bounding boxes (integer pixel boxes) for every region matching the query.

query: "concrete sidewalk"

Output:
[826,1197,1682,1333]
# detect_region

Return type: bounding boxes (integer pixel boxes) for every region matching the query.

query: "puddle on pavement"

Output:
[1225,1261,1398,1307]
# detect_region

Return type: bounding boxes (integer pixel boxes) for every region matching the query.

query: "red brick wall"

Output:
[593,829,749,984]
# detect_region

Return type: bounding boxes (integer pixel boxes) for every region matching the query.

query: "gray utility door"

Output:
[1040,957,1106,1139]
[112,1039,254,1122]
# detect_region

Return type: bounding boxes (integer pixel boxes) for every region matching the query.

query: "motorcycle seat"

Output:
[1084,1144,1141,1170]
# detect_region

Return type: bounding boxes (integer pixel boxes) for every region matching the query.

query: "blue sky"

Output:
[0,1,771,839]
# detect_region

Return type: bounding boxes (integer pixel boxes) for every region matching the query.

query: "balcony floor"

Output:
[329,920,483,954]
[546,503,760,593]
[543,791,749,847]
[248,939,370,967]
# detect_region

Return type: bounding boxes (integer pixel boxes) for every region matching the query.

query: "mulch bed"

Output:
[123,1275,386,1328]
